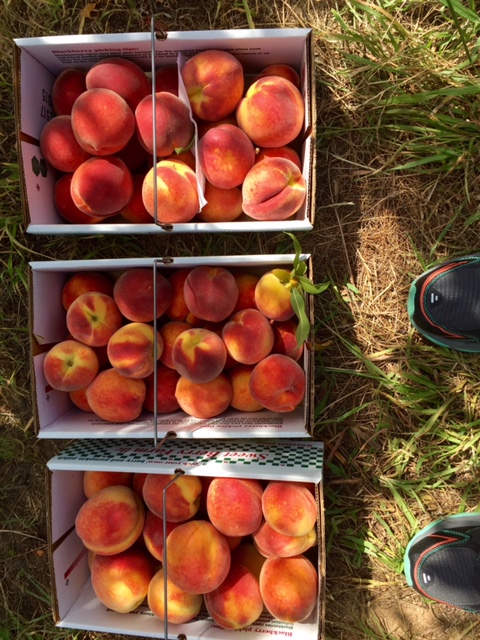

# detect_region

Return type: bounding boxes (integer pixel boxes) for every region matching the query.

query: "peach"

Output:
[232,272,259,313]
[148,567,203,623]
[143,511,180,562]
[52,68,87,116]
[166,519,231,594]
[159,321,192,369]
[222,308,274,365]
[135,91,194,157]
[181,49,244,122]
[262,481,317,537]
[154,65,179,95]
[40,115,91,172]
[253,521,317,558]
[204,562,263,629]
[249,354,305,413]
[163,148,196,171]
[183,266,239,323]
[236,76,304,148]
[255,145,302,170]
[142,159,199,223]
[175,373,233,419]
[83,470,133,498]
[91,547,154,613]
[228,364,264,412]
[165,269,202,324]
[71,88,135,155]
[197,115,238,139]
[233,543,266,581]
[113,267,172,323]
[272,318,303,360]
[86,368,146,423]
[107,322,163,379]
[254,268,296,322]
[242,157,306,221]
[142,473,202,522]
[198,124,255,189]
[172,327,227,383]
[115,133,149,172]
[259,555,318,623]
[256,63,301,88]
[203,322,238,369]
[75,484,145,555]
[61,271,114,311]
[119,173,152,223]
[207,477,263,537]
[43,339,99,392]
[225,535,243,552]
[71,156,134,217]
[54,174,103,224]
[86,57,150,111]
[66,291,123,347]
[69,386,93,412]
[198,181,243,223]
[143,363,181,414]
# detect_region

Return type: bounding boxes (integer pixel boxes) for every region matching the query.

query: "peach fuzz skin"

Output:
[142,159,199,224]
[86,57,150,111]
[86,368,146,423]
[43,339,99,392]
[107,322,163,379]
[39,115,91,173]
[113,267,172,323]
[91,547,154,614]
[183,266,239,323]
[159,321,192,369]
[172,327,227,383]
[249,353,305,413]
[253,521,317,558]
[222,308,274,365]
[143,363,181,414]
[148,568,203,623]
[175,373,233,419]
[61,271,114,311]
[166,519,231,594]
[205,562,263,629]
[262,480,317,538]
[66,291,123,347]
[75,485,145,555]
[142,511,180,562]
[83,470,133,498]
[198,181,243,223]
[52,68,87,116]
[206,477,264,537]
[198,123,255,189]
[254,268,296,322]
[228,364,264,412]
[142,473,202,522]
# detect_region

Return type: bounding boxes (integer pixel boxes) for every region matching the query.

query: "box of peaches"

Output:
[46,436,325,639]
[13,28,316,234]
[30,247,326,439]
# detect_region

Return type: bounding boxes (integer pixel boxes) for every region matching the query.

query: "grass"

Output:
[3,0,480,638]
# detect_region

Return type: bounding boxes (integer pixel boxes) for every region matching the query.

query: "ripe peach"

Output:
[256,63,301,88]
[255,145,302,170]
[165,269,202,324]
[154,65,179,95]
[75,485,145,555]
[52,68,87,116]
[54,174,103,224]
[107,322,163,379]
[198,181,243,223]
[142,473,202,522]
[197,115,238,139]
[69,387,93,412]
[262,481,317,537]
[254,269,296,322]
[83,470,133,498]
[198,124,255,189]
[71,88,135,155]
[222,308,274,365]
[148,567,203,623]
[40,115,91,172]
[159,321,192,369]
[172,327,227,383]
[86,57,150,111]
[236,76,304,148]
[163,148,196,171]
[143,511,180,562]
[142,159,199,223]
[166,519,231,594]
[272,318,303,360]
[232,272,259,313]
[119,173,152,223]
[61,271,114,311]
[115,133,149,172]
[181,49,244,122]
[135,91,194,157]
[249,354,305,413]
[91,547,154,613]
[143,362,181,414]
[253,521,317,558]
[71,156,134,217]
[242,157,306,221]
[233,543,266,581]
[43,339,99,392]
[228,364,264,412]
[183,266,239,323]
[86,368,146,423]
[66,291,123,347]
[175,373,233,419]
[205,562,263,629]
[203,322,238,369]
[259,555,318,623]
[207,477,264,537]
[113,267,172,323]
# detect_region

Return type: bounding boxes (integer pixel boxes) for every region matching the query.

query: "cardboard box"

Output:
[46,437,325,639]
[13,28,316,234]
[30,254,315,440]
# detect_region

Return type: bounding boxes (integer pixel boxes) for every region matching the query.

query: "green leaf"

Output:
[346,282,361,294]
[296,275,330,294]
[291,287,310,346]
